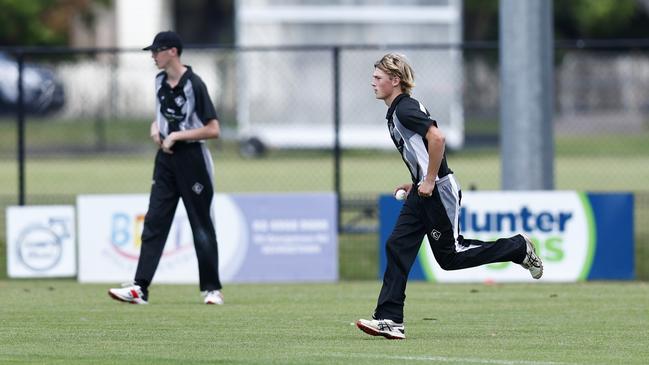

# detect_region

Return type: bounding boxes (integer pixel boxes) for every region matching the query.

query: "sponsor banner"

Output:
[77,193,337,283]
[6,206,76,278]
[379,192,634,282]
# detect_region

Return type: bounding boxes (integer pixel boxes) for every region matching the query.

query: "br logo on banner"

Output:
[77,193,337,284]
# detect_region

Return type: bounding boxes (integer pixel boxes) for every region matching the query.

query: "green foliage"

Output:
[464,0,649,41]
[573,0,636,34]
[0,0,59,45]
[554,0,643,39]
[0,0,109,46]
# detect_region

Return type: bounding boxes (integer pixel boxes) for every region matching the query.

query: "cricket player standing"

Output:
[109,31,223,305]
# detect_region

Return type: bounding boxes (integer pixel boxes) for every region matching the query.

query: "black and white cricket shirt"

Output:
[155,66,217,140]
[386,93,453,184]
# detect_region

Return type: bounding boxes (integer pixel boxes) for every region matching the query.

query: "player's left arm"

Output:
[418,124,445,197]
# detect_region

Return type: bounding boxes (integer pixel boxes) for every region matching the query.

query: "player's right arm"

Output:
[150,120,161,146]
[418,125,445,197]
[395,98,443,198]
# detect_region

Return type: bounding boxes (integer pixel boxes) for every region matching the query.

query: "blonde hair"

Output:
[374,53,415,94]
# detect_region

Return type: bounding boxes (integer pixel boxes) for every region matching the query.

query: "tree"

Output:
[0,0,108,47]
[464,0,649,41]
[554,0,641,39]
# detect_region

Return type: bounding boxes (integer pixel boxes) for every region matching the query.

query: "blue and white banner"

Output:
[77,193,337,284]
[379,192,634,282]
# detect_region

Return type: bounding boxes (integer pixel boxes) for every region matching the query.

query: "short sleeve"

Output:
[395,98,436,137]
[191,75,218,124]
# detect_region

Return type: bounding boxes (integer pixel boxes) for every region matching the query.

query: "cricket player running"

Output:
[356,53,543,339]
[108,31,223,305]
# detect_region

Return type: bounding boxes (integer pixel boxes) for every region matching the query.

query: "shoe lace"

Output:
[527,252,541,268]
[378,322,392,331]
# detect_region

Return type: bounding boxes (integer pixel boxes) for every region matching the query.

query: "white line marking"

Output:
[329,353,572,365]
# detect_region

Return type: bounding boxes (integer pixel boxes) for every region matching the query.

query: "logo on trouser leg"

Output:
[431,229,441,241]
[192,182,204,195]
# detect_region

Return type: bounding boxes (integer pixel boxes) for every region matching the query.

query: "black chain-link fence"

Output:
[1,41,647,280]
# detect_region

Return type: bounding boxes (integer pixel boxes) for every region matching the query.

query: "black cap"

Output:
[143,31,183,54]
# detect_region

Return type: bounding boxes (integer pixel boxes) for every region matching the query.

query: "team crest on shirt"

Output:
[174,95,186,107]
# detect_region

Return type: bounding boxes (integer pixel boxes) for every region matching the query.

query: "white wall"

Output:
[116,0,172,49]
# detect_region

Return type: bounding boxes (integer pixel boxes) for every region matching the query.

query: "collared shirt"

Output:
[155,65,218,140]
[386,93,453,184]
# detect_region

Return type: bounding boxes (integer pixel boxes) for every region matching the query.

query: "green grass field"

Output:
[1,146,648,195]
[1,280,647,364]
[0,118,648,193]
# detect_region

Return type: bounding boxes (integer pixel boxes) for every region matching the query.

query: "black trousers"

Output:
[135,143,222,293]
[374,175,526,323]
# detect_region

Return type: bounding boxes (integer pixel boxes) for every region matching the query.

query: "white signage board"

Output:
[6,206,76,277]
[78,195,210,284]
[77,193,337,284]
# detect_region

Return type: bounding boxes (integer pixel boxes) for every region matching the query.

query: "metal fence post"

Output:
[17,51,26,206]
[333,46,342,232]
[500,0,554,190]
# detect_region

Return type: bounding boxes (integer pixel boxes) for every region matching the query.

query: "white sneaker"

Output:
[108,283,148,304]
[356,318,405,339]
[520,233,543,279]
[202,290,224,305]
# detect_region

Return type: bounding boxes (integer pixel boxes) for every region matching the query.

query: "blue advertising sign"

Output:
[379,192,634,282]
[225,193,338,282]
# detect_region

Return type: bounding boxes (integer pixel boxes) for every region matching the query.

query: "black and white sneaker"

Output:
[356,318,405,339]
[520,233,543,279]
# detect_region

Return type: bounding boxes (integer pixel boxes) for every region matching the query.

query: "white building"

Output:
[235,0,464,151]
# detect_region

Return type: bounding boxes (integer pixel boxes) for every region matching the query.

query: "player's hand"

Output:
[418,180,435,198]
[161,133,176,154]
[394,183,413,195]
